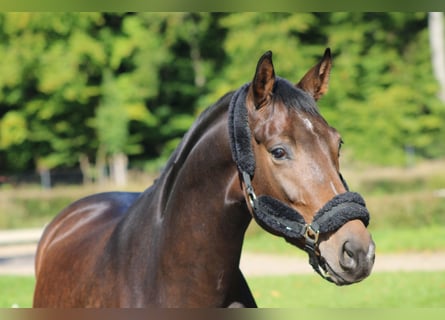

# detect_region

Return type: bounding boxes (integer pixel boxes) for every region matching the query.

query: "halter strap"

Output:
[228,85,370,281]
[241,169,369,280]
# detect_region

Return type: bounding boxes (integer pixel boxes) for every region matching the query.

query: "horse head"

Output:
[230,49,375,285]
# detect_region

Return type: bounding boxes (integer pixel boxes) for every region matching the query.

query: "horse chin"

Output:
[318,256,363,286]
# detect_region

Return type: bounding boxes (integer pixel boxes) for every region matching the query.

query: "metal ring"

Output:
[304,224,320,244]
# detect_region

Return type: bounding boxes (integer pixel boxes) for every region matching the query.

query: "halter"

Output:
[228,83,370,281]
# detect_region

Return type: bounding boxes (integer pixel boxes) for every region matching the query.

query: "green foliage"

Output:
[0,13,444,173]
[96,70,129,155]
[320,12,445,165]
[200,13,321,108]
[0,111,27,148]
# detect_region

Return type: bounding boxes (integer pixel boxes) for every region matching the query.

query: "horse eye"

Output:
[271,147,287,160]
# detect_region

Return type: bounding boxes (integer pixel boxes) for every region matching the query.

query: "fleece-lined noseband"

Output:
[228,83,370,281]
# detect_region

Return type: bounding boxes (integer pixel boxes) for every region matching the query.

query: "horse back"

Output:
[33,191,141,307]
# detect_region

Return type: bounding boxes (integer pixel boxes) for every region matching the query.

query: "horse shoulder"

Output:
[34,191,141,307]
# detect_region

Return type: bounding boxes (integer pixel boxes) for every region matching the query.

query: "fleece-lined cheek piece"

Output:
[253,192,369,241]
[313,191,369,233]
[228,83,255,177]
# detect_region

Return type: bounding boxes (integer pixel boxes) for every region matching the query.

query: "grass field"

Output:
[1,271,444,308]
[248,271,445,307]
[0,276,35,308]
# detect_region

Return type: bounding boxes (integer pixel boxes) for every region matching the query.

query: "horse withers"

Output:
[33,48,375,307]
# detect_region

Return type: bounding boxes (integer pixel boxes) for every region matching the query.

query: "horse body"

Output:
[34,95,255,307]
[33,49,375,307]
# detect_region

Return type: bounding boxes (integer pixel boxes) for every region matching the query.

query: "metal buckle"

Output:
[247,189,257,208]
[242,171,257,208]
[304,224,320,244]
[304,224,332,281]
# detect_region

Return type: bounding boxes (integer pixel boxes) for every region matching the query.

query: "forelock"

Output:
[273,77,320,117]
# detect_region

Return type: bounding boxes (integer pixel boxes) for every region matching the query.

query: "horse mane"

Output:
[162,91,234,174]
[142,91,234,212]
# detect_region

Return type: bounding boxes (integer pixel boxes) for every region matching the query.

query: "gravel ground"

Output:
[1,240,445,276]
[240,251,445,276]
[2,229,443,313]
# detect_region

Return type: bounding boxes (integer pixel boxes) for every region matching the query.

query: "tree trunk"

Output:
[109,153,128,187]
[428,12,445,102]
[39,168,51,190]
[79,154,94,185]
[190,43,206,88]
[96,145,108,185]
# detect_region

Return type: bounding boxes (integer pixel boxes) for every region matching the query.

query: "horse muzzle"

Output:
[318,219,376,285]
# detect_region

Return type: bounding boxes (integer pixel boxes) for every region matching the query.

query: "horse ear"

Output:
[252,51,275,109]
[296,48,332,101]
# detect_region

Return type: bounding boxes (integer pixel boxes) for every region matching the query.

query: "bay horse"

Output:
[33,48,375,307]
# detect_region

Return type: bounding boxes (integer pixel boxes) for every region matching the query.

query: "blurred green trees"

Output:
[0,12,444,181]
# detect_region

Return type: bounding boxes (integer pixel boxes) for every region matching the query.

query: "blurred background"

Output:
[0,12,444,307]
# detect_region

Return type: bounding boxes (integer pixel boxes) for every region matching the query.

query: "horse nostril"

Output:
[339,238,375,281]
[344,244,354,259]
[340,241,357,271]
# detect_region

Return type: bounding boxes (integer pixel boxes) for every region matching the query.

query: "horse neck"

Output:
[157,102,250,254]
[119,97,252,304]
